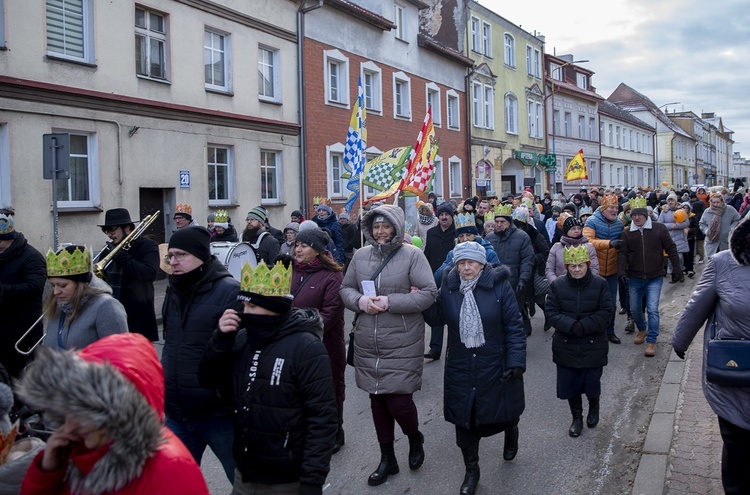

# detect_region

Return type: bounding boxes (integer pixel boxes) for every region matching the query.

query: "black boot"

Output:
[587,397,600,428]
[459,444,480,495]
[568,397,583,437]
[368,443,399,486]
[408,431,425,470]
[332,407,345,454]
[503,426,519,461]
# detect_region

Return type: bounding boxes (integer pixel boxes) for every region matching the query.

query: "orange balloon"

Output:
[662,181,669,187]
[673,209,687,223]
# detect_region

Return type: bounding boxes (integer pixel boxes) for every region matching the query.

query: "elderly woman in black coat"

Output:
[425,242,526,495]
[546,245,613,437]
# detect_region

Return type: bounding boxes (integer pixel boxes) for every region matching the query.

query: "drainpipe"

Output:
[297,0,323,217]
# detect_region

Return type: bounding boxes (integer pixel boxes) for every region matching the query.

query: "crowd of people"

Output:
[0,180,748,494]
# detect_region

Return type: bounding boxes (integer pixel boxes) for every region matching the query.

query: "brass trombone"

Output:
[15,311,46,356]
[94,210,160,280]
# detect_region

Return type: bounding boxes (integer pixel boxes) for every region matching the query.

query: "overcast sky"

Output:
[480,0,750,157]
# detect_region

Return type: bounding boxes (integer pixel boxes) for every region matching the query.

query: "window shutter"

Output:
[47,0,85,59]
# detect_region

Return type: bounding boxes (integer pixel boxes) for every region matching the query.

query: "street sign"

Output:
[513,151,538,167]
[539,153,557,172]
[179,170,191,189]
[42,133,70,180]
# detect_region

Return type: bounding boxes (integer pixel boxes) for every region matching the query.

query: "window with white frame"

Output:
[527,101,535,137]
[616,126,620,148]
[361,62,382,112]
[432,155,444,198]
[504,34,515,67]
[135,6,167,80]
[608,124,613,146]
[449,157,462,197]
[600,122,605,145]
[534,101,543,138]
[504,93,517,134]
[629,129,633,150]
[204,28,232,92]
[483,86,494,129]
[470,16,481,53]
[589,118,596,141]
[0,124,10,209]
[526,46,541,77]
[46,0,94,63]
[54,132,100,207]
[426,83,441,126]
[576,73,587,89]
[393,72,411,119]
[482,22,492,57]
[564,112,572,137]
[394,3,407,41]
[324,49,349,106]
[635,132,640,152]
[207,146,233,204]
[553,110,560,135]
[0,1,5,49]
[260,150,282,203]
[578,116,585,139]
[258,45,280,102]
[550,62,562,81]
[446,90,460,130]
[326,143,346,199]
[472,82,482,127]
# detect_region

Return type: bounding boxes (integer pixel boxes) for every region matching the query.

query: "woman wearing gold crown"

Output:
[43,246,128,350]
[546,245,613,438]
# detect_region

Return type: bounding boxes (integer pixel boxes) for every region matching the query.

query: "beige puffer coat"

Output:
[340,205,438,395]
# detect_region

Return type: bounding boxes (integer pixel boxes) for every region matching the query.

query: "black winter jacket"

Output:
[485,225,535,289]
[162,258,240,420]
[424,223,455,272]
[312,214,345,265]
[424,265,526,428]
[546,270,612,368]
[199,308,337,489]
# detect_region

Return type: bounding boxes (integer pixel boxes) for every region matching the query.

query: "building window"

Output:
[600,122,605,145]
[635,132,640,152]
[0,124,9,208]
[426,83,441,126]
[564,112,572,137]
[55,132,99,207]
[208,146,233,204]
[446,90,460,130]
[472,82,482,127]
[550,62,562,81]
[616,126,621,148]
[482,22,492,57]
[589,118,596,141]
[432,156,444,198]
[361,61,382,112]
[258,45,280,102]
[504,34,515,67]
[449,158,462,197]
[204,29,231,92]
[629,129,633,150]
[324,49,349,106]
[526,46,541,77]
[608,124,613,146]
[135,6,167,80]
[578,116,585,139]
[504,93,518,134]
[484,86,494,129]
[393,72,411,119]
[553,110,560,135]
[394,3,406,41]
[0,0,5,49]
[534,102,543,138]
[576,73,588,89]
[327,143,346,198]
[260,150,282,203]
[470,16,481,53]
[46,0,94,63]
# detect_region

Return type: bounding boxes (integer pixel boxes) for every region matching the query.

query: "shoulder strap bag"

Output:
[705,315,750,387]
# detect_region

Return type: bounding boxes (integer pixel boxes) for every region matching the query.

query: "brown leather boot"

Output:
[634,331,647,345]
[645,343,656,357]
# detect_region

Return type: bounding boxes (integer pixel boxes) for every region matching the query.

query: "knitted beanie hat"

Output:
[168,226,211,262]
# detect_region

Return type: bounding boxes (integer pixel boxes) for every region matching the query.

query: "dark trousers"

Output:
[718,416,750,495]
[370,393,419,443]
[428,326,444,355]
[683,239,695,272]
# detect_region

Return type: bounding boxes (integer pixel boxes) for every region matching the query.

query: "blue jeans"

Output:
[603,274,618,335]
[167,415,236,483]
[628,276,664,344]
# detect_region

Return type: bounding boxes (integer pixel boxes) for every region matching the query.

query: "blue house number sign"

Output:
[180,170,190,189]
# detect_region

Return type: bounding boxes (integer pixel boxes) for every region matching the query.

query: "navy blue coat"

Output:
[425,265,526,429]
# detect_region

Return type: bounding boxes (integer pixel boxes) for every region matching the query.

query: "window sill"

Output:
[137,74,171,85]
[394,114,412,122]
[325,100,350,110]
[259,97,282,106]
[260,201,287,207]
[206,87,234,97]
[53,205,104,213]
[45,54,97,68]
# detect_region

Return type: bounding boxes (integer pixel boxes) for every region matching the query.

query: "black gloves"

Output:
[516,283,526,296]
[619,275,629,286]
[674,349,686,360]
[502,368,524,380]
[610,239,623,250]
[571,321,584,338]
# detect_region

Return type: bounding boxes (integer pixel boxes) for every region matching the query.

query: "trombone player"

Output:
[95,208,160,341]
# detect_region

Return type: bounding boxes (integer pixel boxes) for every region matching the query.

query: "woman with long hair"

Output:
[699,193,740,258]
[43,245,128,350]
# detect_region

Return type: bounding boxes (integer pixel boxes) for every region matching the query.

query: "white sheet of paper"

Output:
[361,280,377,297]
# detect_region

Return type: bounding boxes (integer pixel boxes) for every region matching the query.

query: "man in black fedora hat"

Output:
[95,208,160,341]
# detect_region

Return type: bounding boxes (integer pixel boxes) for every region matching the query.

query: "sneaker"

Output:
[618,307,627,315]
[624,318,635,333]
[645,343,656,357]
[698,259,704,264]
[687,271,695,278]
[634,331,647,345]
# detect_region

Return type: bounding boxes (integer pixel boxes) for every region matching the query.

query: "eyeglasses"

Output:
[164,252,191,263]
[101,226,119,234]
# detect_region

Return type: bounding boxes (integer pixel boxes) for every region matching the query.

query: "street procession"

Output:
[1,1,750,495]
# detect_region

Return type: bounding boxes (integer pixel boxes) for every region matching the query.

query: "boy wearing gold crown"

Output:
[200,261,337,495]
[546,245,613,438]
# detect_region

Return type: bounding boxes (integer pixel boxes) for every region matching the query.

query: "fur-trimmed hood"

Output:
[17,333,165,495]
[729,213,750,266]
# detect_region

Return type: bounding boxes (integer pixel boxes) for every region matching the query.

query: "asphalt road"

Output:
[196,273,698,495]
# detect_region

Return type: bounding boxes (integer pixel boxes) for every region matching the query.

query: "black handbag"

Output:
[705,319,750,387]
[347,248,400,367]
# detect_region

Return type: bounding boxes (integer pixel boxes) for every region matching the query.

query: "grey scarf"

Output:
[459,276,484,348]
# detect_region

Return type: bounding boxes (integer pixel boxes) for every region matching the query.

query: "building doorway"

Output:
[501,176,517,197]
[138,188,166,244]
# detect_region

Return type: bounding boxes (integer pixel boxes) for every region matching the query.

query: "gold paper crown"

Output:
[175,203,192,215]
[629,197,647,210]
[46,246,91,277]
[240,261,292,297]
[579,206,593,217]
[0,214,14,235]
[600,194,618,208]
[454,213,476,230]
[214,210,229,223]
[520,197,534,209]
[563,245,590,265]
[489,198,500,206]
[493,204,513,218]
[313,197,331,206]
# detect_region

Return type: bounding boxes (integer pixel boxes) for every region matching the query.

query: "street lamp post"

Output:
[654,102,680,188]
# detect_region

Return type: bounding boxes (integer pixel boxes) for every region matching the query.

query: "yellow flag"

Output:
[564,149,588,181]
